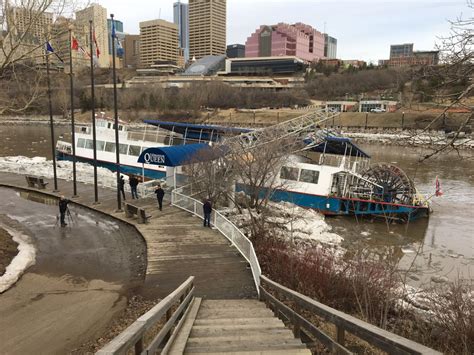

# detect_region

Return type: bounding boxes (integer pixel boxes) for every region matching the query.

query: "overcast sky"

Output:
[97,0,468,62]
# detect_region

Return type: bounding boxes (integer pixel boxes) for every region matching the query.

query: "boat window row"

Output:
[77,138,143,157]
[280,166,320,184]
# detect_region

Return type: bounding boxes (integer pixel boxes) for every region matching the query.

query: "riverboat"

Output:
[236,135,430,222]
[55,115,171,179]
[55,115,252,180]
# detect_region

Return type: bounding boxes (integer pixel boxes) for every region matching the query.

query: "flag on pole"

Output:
[116,39,124,57]
[45,41,64,62]
[46,42,55,53]
[71,36,79,50]
[93,31,100,58]
[111,19,116,39]
[435,176,443,197]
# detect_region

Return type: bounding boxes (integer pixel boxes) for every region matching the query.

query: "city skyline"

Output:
[97,0,466,63]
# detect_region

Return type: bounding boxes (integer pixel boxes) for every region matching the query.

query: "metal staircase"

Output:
[220,109,341,154]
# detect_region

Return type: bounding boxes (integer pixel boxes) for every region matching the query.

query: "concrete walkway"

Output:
[0,172,256,300]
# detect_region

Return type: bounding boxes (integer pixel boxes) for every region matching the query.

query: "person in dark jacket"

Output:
[155,184,165,211]
[203,199,212,227]
[129,175,139,199]
[118,175,126,200]
[58,196,70,227]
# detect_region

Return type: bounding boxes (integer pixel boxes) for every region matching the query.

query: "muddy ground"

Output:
[0,227,18,276]
[71,295,162,353]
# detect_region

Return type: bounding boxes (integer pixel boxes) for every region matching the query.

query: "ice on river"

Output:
[222,201,343,246]
[0,156,123,188]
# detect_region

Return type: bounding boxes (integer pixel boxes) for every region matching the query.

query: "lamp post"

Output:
[111,14,122,211]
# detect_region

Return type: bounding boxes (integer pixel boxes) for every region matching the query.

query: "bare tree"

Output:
[0,0,83,115]
[414,1,473,160]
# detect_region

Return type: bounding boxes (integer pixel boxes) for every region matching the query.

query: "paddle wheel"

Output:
[351,163,417,206]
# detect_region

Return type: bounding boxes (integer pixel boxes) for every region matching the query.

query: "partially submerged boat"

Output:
[237,135,430,222]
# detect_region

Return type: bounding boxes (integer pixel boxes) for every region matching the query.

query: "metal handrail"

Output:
[171,186,262,295]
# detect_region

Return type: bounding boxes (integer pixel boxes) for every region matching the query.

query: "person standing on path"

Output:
[58,196,70,227]
[129,175,139,199]
[118,175,126,200]
[203,199,212,227]
[155,184,165,211]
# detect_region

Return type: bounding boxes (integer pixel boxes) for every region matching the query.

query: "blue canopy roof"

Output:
[138,143,227,167]
[306,136,370,158]
[144,120,252,142]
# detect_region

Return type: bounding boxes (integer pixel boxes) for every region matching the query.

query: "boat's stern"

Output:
[56,140,72,160]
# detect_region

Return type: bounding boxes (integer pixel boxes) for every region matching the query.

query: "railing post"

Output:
[193,201,197,215]
[336,325,345,347]
[134,338,143,354]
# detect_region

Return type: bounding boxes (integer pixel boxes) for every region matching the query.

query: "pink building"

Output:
[245,22,325,62]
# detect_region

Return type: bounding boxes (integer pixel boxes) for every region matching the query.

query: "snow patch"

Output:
[221,201,343,246]
[0,156,122,189]
[0,223,36,293]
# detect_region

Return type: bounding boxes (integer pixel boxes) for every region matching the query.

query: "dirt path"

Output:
[0,227,18,276]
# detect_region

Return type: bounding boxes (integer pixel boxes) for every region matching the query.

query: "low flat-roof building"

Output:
[359,100,398,112]
[223,56,306,76]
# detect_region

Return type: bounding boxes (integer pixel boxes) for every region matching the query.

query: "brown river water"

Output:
[0,124,473,287]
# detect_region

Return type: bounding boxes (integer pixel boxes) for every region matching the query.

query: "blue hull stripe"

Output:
[235,184,429,221]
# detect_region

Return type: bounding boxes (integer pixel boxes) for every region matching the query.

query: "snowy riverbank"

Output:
[344,129,474,149]
[0,218,36,293]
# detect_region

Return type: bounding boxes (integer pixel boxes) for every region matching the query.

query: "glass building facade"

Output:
[390,43,413,59]
[173,1,189,62]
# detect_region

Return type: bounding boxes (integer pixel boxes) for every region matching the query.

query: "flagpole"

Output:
[110,14,122,211]
[45,42,59,192]
[89,20,99,203]
[69,28,78,197]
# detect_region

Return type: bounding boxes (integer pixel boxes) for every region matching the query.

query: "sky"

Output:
[97,0,468,62]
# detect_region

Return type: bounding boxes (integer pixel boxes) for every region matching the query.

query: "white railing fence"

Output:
[171,186,262,294]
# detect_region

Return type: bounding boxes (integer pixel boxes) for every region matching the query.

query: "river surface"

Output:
[0,124,473,286]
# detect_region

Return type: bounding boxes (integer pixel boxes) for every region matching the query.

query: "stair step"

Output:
[190,325,295,339]
[197,309,274,319]
[193,317,283,327]
[187,350,312,355]
[199,300,262,308]
[186,334,303,347]
[185,342,309,354]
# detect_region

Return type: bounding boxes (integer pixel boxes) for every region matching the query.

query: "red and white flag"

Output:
[435,176,443,197]
[93,31,100,58]
[71,36,79,50]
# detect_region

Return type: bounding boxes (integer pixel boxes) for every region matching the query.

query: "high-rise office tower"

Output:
[75,3,109,68]
[139,19,178,67]
[173,1,189,62]
[189,0,226,60]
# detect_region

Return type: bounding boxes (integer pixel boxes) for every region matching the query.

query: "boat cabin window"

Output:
[280,166,299,181]
[77,138,86,148]
[96,140,105,151]
[119,143,128,154]
[104,142,116,153]
[107,123,112,129]
[85,139,94,149]
[129,145,141,156]
[300,169,320,184]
